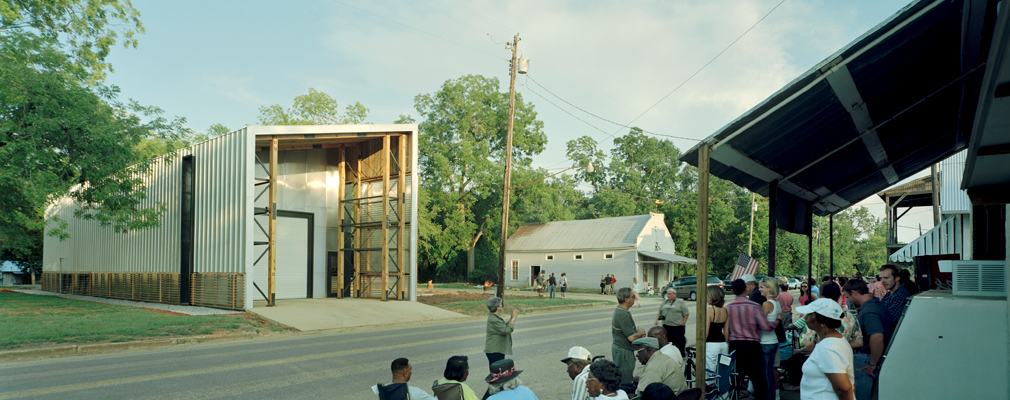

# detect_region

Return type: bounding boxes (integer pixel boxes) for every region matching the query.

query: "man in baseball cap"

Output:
[561,346,592,400]
[632,337,686,394]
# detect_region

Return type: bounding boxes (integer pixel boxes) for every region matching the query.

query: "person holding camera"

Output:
[655,287,690,357]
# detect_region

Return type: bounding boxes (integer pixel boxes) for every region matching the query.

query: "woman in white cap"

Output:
[795,298,854,400]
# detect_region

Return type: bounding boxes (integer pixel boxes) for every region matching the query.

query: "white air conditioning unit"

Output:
[942,260,1007,297]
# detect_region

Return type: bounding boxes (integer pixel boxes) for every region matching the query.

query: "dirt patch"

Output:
[416,291,499,306]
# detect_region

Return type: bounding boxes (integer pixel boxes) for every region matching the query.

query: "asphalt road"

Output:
[0,294,729,400]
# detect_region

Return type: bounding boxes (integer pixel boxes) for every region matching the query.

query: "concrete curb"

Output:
[0,332,270,363]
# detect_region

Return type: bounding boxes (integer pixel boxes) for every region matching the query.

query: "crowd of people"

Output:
[375,264,918,400]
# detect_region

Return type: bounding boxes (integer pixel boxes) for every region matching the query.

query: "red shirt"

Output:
[776,291,794,313]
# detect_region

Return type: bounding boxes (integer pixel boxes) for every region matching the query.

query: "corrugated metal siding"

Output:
[43,130,250,275]
[192,132,249,274]
[941,150,970,214]
[889,213,971,262]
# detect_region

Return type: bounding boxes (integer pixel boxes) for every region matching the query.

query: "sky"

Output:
[104,0,937,241]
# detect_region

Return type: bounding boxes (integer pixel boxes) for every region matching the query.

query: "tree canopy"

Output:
[0,0,183,276]
[257,88,369,125]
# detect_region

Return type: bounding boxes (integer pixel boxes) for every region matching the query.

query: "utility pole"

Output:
[497,33,520,300]
[931,163,941,225]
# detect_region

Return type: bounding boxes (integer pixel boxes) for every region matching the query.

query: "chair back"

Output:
[431,381,464,400]
[376,382,409,400]
[713,350,737,399]
[676,387,704,400]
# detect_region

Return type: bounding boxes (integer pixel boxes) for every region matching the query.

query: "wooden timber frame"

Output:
[253,126,415,303]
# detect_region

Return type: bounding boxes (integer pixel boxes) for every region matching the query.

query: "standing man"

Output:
[549,273,557,299]
[743,274,764,304]
[612,287,647,387]
[535,272,546,298]
[844,279,892,400]
[725,279,778,400]
[605,274,614,295]
[879,264,910,328]
[562,346,592,400]
[560,272,569,299]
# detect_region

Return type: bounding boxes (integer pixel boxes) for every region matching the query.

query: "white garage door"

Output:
[254,216,309,299]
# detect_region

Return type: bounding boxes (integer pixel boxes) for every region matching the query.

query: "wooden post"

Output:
[397,135,406,300]
[497,33,520,300]
[354,149,362,298]
[381,135,391,301]
[695,143,710,387]
[336,146,346,298]
[268,138,278,306]
[769,180,778,278]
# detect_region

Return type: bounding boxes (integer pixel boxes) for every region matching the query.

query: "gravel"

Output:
[10,289,244,316]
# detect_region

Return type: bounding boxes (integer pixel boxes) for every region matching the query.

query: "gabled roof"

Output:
[877,174,939,208]
[680,0,1000,218]
[506,214,657,252]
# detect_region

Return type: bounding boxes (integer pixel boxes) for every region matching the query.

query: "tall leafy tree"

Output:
[257,88,369,125]
[1,0,181,279]
[415,74,546,281]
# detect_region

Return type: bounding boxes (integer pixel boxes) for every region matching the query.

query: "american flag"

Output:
[730,252,760,281]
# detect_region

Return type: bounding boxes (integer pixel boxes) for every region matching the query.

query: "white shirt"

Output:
[593,389,629,399]
[800,337,854,400]
[572,365,591,400]
[760,299,782,344]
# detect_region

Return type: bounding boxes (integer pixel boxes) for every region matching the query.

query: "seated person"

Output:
[372,357,435,400]
[433,355,479,400]
[486,359,536,399]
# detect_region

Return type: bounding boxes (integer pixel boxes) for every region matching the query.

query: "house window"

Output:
[643,271,648,282]
[511,260,518,280]
[546,254,554,261]
[574,254,583,260]
[604,253,614,260]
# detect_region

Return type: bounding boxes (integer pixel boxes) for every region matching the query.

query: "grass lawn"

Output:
[0,291,287,350]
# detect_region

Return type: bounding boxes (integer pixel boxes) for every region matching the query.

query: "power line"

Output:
[616,0,787,133]
[525,74,700,142]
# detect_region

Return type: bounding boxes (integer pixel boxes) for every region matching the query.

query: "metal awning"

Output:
[681,0,1000,220]
[638,250,697,264]
[961,0,1010,201]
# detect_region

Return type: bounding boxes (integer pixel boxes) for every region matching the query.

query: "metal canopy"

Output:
[639,250,698,264]
[962,0,1010,201]
[681,0,1000,217]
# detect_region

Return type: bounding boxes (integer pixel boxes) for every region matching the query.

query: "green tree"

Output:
[414,74,546,282]
[257,88,369,125]
[1,0,179,279]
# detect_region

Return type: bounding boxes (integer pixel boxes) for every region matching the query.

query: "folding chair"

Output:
[376,382,409,400]
[685,350,737,400]
[676,387,704,400]
[431,381,464,400]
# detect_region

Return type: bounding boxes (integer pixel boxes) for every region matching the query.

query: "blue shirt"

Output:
[488,385,538,400]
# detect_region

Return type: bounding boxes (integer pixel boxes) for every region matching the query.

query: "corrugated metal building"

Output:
[42,125,418,310]
[889,150,973,263]
[504,213,696,292]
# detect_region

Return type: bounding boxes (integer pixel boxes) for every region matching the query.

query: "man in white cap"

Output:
[633,337,687,394]
[743,274,765,303]
[561,346,592,400]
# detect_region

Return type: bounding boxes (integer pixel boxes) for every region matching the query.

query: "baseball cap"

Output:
[632,337,660,349]
[741,274,757,284]
[795,298,844,321]
[561,346,592,363]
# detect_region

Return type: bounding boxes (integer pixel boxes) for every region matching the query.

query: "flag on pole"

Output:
[730,252,760,281]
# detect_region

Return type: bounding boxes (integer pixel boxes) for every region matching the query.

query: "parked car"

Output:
[788,278,801,289]
[666,276,724,301]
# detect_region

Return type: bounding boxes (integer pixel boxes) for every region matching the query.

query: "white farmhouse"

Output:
[504,213,696,292]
